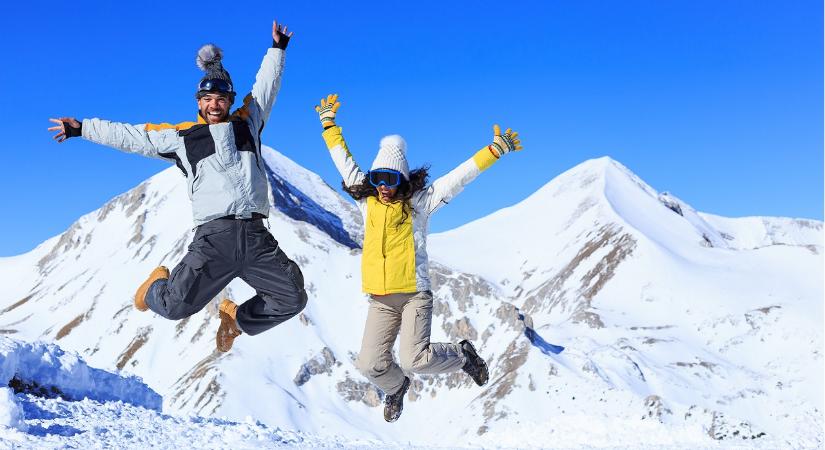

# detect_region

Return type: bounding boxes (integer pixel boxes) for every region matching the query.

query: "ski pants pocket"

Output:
[274,248,305,292]
[399,291,434,372]
[172,252,209,306]
[413,303,433,347]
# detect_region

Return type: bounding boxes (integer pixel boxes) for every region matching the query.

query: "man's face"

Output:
[198,93,232,124]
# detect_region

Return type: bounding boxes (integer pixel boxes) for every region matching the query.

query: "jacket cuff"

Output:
[322,126,346,151]
[472,146,499,172]
[80,118,92,140]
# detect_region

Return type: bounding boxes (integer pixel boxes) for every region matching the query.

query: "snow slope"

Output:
[1,335,815,449]
[0,150,821,449]
[0,336,392,449]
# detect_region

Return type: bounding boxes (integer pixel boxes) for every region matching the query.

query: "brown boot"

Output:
[134,266,169,312]
[217,299,242,352]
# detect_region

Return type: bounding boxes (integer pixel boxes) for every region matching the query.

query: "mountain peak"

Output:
[430,155,822,286]
[512,156,658,211]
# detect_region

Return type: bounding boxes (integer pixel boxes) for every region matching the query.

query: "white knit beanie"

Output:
[370,135,409,180]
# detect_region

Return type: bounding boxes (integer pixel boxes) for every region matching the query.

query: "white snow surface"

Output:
[0,336,392,449]
[0,337,160,412]
[0,151,821,449]
[0,336,813,450]
[0,387,25,431]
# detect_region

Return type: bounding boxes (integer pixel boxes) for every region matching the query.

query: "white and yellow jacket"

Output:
[322,126,499,295]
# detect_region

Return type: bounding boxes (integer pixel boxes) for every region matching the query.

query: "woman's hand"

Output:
[315,94,341,129]
[489,124,522,157]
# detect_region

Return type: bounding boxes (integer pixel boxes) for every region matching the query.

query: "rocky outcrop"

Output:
[442,316,478,342]
[642,395,672,422]
[128,211,148,247]
[294,347,337,386]
[685,406,766,441]
[0,294,35,315]
[55,315,84,340]
[115,326,152,370]
[98,182,148,222]
[336,374,382,407]
[476,339,532,434]
[37,223,84,275]
[522,224,636,328]
[170,350,226,417]
[430,263,495,313]
[658,192,683,216]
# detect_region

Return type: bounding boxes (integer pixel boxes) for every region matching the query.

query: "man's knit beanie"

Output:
[195,44,235,99]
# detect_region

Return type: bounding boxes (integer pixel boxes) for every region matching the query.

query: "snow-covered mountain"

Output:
[429,158,823,445]
[0,148,821,448]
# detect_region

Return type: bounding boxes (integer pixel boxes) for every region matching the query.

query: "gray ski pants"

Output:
[145,217,308,335]
[355,291,466,395]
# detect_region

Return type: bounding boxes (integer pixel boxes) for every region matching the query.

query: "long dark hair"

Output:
[344,167,430,225]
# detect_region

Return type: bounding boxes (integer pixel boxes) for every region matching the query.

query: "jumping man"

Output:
[48,21,306,353]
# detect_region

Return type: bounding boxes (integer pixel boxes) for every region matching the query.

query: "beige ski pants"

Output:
[356,290,466,396]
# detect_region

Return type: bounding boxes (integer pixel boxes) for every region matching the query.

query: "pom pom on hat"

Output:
[196,44,224,71]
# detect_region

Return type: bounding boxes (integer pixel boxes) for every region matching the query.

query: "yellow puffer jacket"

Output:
[322,126,499,295]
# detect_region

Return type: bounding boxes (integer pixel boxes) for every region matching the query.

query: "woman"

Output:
[314,94,522,422]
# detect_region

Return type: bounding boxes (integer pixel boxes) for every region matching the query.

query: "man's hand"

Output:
[315,94,340,129]
[489,124,522,157]
[272,20,293,50]
[48,117,81,143]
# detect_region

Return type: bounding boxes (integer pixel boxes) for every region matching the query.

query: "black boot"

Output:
[460,340,489,386]
[383,376,411,422]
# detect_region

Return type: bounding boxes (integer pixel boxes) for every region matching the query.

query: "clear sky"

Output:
[1,0,821,256]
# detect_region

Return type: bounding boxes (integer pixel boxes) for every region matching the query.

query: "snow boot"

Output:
[134,266,169,312]
[383,376,411,423]
[216,299,242,352]
[460,340,489,386]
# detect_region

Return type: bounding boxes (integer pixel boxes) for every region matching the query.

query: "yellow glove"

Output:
[315,94,341,128]
[489,124,522,157]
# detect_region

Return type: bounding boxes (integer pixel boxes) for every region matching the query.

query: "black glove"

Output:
[64,121,82,138]
[273,31,290,50]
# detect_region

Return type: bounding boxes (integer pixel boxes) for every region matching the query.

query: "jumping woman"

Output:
[314,94,523,422]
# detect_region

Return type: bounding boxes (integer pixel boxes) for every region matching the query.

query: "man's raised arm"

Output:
[236,20,293,130]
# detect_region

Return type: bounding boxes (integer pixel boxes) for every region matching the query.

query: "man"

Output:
[48,21,306,353]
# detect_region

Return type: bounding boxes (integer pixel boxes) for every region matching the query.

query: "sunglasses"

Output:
[368,169,403,188]
[198,78,234,93]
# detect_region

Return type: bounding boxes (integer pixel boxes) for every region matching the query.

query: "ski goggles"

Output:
[368,169,403,188]
[197,78,234,94]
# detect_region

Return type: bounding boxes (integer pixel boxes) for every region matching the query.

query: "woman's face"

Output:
[376,184,398,202]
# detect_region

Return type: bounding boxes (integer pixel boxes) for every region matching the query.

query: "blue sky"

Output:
[1,0,821,256]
